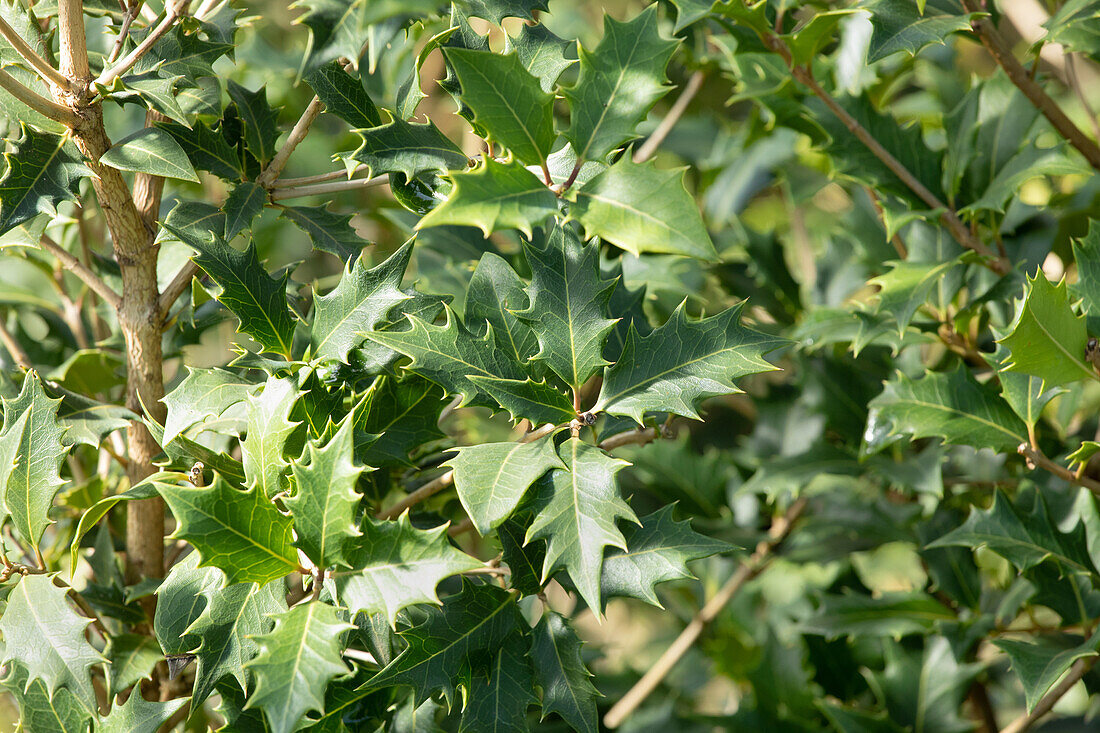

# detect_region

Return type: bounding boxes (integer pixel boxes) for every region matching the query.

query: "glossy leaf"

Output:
[418,158,558,237]
[100,127,199,182]
[305,61,381,129]
[464,252,538,364]
[162,367,254,445]
[0,123,88,235]
[241,375,301,499]
[529,612,598,733]
[279,204,367,262]
[864,0,975,62]
[460,642,536,733]
[350,118,470,180]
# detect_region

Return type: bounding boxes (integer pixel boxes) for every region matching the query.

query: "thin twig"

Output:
[106,5,139,65]
[0,318,30,369]
[95,0,191,88]
[158,261,200,322]
[1065,53,1100,142]
[52,575,110,641]
[257,96,326,188]
[0,15,71,90]
[269,174,388,201]
[634,70,705,163]
[999,657,1096,733]
[438,395,463,425]
[0,69,81,125]
[1018,443,1100,496]
[38,234,123,309]
[271,165,366,188]
[961,3,1100,171]
[599,427,659,451]
[448,517,474,537]
[603,496,809,729]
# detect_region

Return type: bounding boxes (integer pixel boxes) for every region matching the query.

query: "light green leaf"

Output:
[241,375,301,499]
[311,241,411,362]
[445,47,555,167]
[998,272,1096,388]
[155,120,243,180]
[1072,219,1100,331]
[527,437,636,611]
[1069,440,1100,466]
[335,513,482,626]
[2,663,92,733]
[286,417,365,568]
[0,371,69,550]
[244,602,353,733]
[98,692,189,733]
[505,23,574,92]
[986,343,1060,430]
[100,127,199,182]
[0,123,89,235]
[994,630,1100,712]
[784,9,859,66]
[594,301,784,424]
[350,118,470,180]
[569,157,717,260]
[961,141,1089,214]
[864,0,975,62]
[0,574,103,709]
[418,158,558,237]
[445,434,564,535]
[468,375,576,425]
[563,6,679,162]
[516,225,617,390]
[870,257,965,337]
[866,365,1028,453]
[162,367,255,445]
[153,553,224,657]
[528,611,598,733]
[158,476,300,585]
[104,633,164,698]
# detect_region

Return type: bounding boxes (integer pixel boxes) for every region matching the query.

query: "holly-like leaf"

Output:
[506,22,574,93]
[866,637,980,733]
[468,375,576,426]
[311,242,411,362]
[516,225,617,390]
[158,476,300,585]
[223,181,266,241]
[241,375,301,499]
[869,257,966,337]
[528,611,598,733]
[0,574,103,709]
[106,71,190,127]
[1072,220,1100,331]
[418,158,558,237]
[305,61,381,129]
[2,663,92,733]
[154,553,224,657]
[460,641,536,733]
[135,20,233,79]
[864,0,975,62]
[801,592,954,640]
[568,157,716,260]
[335,514,482,626]
[350,118,469,180]
[563,6,679,162]
[156,120,243,180]
[526,437,636,611]
[0,371,69,550]
[352,375,447,467]
[104,633,164,698]
[594,301,784,424]
[175,226,297,359]
[456,0,547,24]
[961,139,1088,214]
[445,434,564,535]
[363,583,521,706]
[295,0,439,71]
[465,252,538,364]
[280,204,367,262]
[100,127,200,182]
[363,306,525,407]
[600,505,733,607]
[98,692,189,733]
[993,630,1100,712]
[162,367,254,445]
[865,365,1028,453]
[998,272,1096,389]
[445,47,555,167]
[0,123,89,235]
[986,343,1060,430]
[244,601,353,733]
[227,81,280,165]
[286,417,365,568]
[928,488,1098,576]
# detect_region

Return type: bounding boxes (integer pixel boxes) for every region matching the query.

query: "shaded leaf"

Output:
[528,612,597,733]
[993,630,1100,712]
[0,123,88,235]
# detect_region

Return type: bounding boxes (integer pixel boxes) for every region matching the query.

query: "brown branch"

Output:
[269,174,388,201]
[57,0,91,84]
[599,427,659,451]
[0,318,30,369]
[999,657,1096,733]
[38,234,123,309]
[0,69,81,125]
[257,96,326,188]
[448,517,474,537]
[1018,443,1100,496]
[95,0,190,88]
[603,496,809,729]
[0,15,71,90]
[158,262,199,322]
[376,471,454,520]
[961,3,1100,172]
[633,70,705,163]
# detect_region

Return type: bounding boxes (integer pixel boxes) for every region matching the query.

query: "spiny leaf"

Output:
[455,0,548,24]
[304,60,381,129]
[986,343,1061,430]
[506,22,574,93]
[460,641,536,733]
[594,301,784,424]
[241,375,301,499]
[468,375,576,426]
[100,127,199,182]
[311,242,411,362]
[0,574,103,709]
[97,692,189,733]
[351,375,447,467]
[445,434,564,535]
[154,553,224,658]
[800,591,954,640]
[243,601,353,733]
[1071,219,1100,331]
[865,365,1028,453]
[869,257,966,337]
[363,306,526,408]
[0,123,89,235]
[445,47,555,167]
[2,663,92,733]
[362,583,521,707]
[569,156,717,260]
[335,513,482,626]
[104,634,164,698]
[601,505,733,607]
[227,80,280,165]
[0,371,69,550]
[528,611,598,733]
[563,6,679,162]
[418,158,558,237]
[223,181,266,241]
[864,0,976,62]
[993,630,1100,713]
[279,204,367,263]
[516,225,617,390]
[156,120,243,180]
[161,367,255,446]
[464,252,539,365]
[286,417,365,569]
[526,437,636,612]
[158,476,300,585]
[350,118,469,180]
[997,271,1096,389]
[295,0,439,72]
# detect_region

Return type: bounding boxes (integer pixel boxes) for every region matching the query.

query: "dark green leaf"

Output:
[528,612,597,733]
[227,81,280,165]
[350,118,469,180]
[279,204,368,262]
[305,61,381,129]
[223,181,266,241]
[100,127,199,182]
[993,630,1100,712]
[0,123,88,235]
[864,0,975,62]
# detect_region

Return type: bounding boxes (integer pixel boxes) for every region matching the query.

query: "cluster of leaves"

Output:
[4,0,1100,730]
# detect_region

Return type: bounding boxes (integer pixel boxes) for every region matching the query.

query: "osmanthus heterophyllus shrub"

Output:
[4,0,1100,731]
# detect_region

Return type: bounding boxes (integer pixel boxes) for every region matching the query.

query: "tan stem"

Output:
[0,318,30,369]
[376,471,455,520]
[158,261,200,322]
[633,70,705,163]
[257,96,326,188]
[0,69,80,125]
[271,165,366,188]
[95,0,190,88]
[0,15,71,90]
[38,234,122,309]
[57,0,90,83]
[269,174,388,201]
[603,496,808,729]
[599,427,659,451]
[1018,443,1100,496]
